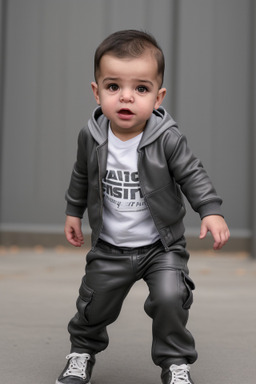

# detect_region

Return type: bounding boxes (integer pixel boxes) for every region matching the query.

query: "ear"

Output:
[91,82,100,105]
[154,88,166,110]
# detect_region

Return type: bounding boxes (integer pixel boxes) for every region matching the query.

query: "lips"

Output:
[118,108,134,116]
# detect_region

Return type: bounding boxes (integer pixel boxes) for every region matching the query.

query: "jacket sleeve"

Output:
[65,128,88,218]
[166,129,223,219]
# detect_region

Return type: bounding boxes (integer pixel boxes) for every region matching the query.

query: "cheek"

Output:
[138,99,157,117]
[99,98,115,118]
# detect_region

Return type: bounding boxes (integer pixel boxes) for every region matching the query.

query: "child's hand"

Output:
[64,215,84,247]
[199,215,230,250]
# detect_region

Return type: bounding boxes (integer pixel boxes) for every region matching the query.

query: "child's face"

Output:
[91,51,166,140]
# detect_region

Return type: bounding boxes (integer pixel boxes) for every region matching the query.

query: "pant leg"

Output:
[68,242,135,354]
[143,243,198,368]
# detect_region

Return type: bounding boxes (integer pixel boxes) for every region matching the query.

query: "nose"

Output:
[120,89,134,103]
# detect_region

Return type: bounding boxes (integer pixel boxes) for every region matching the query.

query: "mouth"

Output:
[118,108,134,116]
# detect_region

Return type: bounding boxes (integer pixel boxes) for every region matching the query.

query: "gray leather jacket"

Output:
[66,107,223,250]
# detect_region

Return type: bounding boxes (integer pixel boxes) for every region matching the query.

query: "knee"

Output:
[157,287,181,309]
[158,271,195,310]
[145,270,195,316]
[144,285,180,317]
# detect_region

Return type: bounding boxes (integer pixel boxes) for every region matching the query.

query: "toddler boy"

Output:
[56,30,230,384]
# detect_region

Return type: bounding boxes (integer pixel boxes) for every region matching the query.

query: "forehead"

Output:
[98,52,160,83]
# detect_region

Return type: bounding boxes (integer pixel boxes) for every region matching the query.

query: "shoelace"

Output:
[64,352,91,379]
[170,364,191,384]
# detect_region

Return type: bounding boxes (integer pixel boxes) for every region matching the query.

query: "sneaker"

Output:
[56,352,95,384]
[161,364,194,384]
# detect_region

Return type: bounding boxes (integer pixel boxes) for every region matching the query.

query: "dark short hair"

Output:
[94,29,165,87]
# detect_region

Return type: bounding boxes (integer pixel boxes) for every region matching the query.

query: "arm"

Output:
[65,128,89,247]
[200,215,230,250]
[64,215,84,247]
[65,128,89,218]
[165,129,229,249]
[166,132,223,217]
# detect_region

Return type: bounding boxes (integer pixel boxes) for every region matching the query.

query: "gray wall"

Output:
[0,0,255,253]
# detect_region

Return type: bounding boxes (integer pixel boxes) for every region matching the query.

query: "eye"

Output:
[137,85,148,93]
[107,83,119,92]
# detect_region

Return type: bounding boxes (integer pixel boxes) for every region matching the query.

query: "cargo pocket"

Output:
[76,278,94,322]
[181,271,195,309]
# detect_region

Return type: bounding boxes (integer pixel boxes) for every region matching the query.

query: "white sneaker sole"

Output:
[55,380,91,384]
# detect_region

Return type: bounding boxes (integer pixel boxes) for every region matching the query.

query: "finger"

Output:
[76,231,84,243]
[214,230,230,250]
[199,224,208,239]
[212,231,222,250]
[69,236,83,247]
[66,231,79,247]
[219,230,230,248]
[65,227,84,247]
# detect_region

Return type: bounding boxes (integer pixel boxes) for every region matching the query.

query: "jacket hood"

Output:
[87,106,177,146]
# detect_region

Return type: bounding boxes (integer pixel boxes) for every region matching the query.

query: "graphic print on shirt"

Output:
[102,169,147,212]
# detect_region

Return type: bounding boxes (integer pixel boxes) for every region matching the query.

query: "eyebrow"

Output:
[102,77,154,87]
[102,77,119,84]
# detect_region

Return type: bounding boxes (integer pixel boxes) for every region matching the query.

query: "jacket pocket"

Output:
[76,279,94,322]
[181,271,195,309]
[146,182,185,227]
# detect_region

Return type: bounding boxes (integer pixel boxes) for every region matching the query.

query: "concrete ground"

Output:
[1,245,256,384]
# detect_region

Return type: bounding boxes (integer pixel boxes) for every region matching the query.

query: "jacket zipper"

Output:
[93,146,104,249]
[137,150,169,251]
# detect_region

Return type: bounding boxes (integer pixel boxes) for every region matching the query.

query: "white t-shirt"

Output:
[99,126,160,247]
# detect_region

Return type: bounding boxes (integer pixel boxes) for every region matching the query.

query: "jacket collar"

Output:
[88,106,177,146]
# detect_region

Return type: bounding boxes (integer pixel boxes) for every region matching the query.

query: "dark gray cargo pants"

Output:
[68,238,198,369]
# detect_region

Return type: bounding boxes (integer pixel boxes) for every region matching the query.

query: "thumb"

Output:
[199,222,208,239]
[76,227,84,241]
[71,222,84,241]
